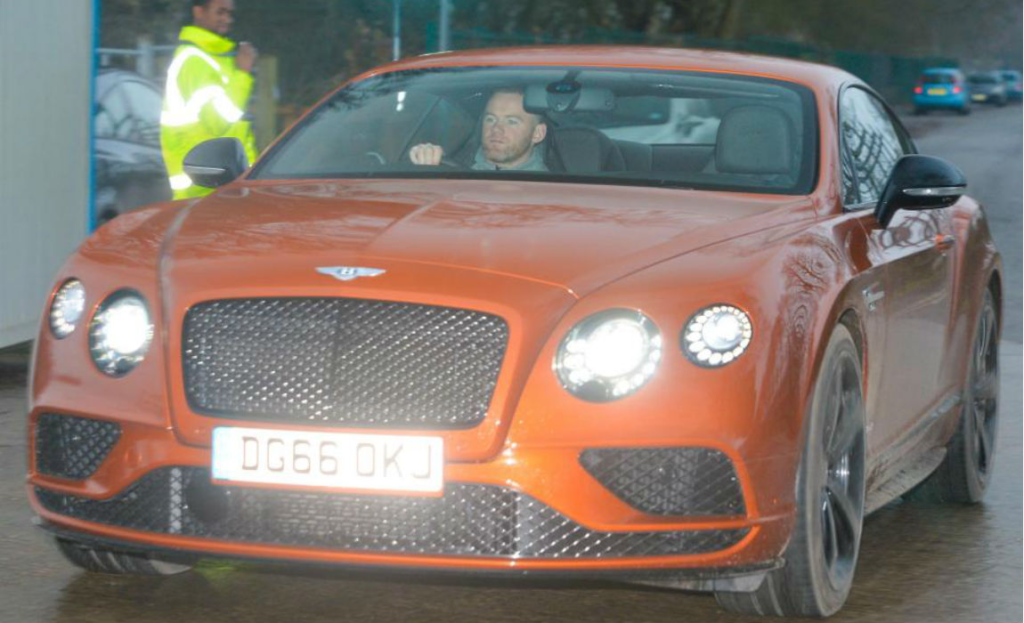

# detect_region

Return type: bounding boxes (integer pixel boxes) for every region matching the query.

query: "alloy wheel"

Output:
[819,352,865,591]
[968,299,999,479]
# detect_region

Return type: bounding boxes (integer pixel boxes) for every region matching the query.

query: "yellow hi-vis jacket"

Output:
[160,25,258,200]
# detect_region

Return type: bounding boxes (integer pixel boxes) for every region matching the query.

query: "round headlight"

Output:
[49,279,86,339]
[682,304,753,367]
[89,291,153,377]
[554,309,662,402]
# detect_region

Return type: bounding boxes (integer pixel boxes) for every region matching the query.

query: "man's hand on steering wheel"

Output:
[409,143,445,166]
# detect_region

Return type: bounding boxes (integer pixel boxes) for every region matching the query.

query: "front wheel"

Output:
[716,324,866,617]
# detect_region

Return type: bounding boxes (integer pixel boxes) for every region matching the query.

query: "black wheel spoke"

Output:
[976,415,993,469]
[975,310,996,372]
[822,496,839,567]
[827,485,860,545]
[828,393,860,462]
[972,400,987,433]
[974,313,991,358]
[973,369,999,402]
[822,365,843,451]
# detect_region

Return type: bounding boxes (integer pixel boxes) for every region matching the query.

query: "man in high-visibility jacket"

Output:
[161,0,258,199]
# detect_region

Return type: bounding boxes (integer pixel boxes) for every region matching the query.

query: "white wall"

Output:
[0,0,93,347]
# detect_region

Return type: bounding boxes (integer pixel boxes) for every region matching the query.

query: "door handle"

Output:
[934,234,956,250]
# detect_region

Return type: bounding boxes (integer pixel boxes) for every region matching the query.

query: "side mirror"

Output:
[875,155,966,228]
[182,138,249,189]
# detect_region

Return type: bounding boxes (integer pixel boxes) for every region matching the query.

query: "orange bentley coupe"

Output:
[28,47,1001,617]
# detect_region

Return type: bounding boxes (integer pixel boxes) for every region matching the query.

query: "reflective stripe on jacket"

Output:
[160,25,257,199]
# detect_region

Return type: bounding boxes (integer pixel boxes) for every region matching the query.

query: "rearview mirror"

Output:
[875,155,966,228]
[183,138,249,189]
[524,82,615,114]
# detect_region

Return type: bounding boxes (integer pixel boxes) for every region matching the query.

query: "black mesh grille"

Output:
[580,448,745,517]
[36,467,747,559]
[35,414,122,480]
[182,298,509,428]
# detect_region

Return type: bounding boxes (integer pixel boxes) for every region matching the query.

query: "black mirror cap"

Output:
[182,138,249,189]
[875,155,966,228]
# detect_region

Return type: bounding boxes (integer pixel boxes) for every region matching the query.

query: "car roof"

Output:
[95,68,159,93]
[362,46,854,91]
[923,67,960,74]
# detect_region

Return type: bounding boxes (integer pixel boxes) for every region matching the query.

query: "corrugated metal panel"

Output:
[0,1,92,347]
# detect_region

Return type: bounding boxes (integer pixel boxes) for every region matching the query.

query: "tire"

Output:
[716,325,866,617]
[55,537,195,576]
[913,107,927,116]
[959,105,972,115]
[906,288,999,504]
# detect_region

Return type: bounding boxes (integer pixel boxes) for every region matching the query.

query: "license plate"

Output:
[972,94,986,101]
[212,427,444,494]
[927,87,948,96]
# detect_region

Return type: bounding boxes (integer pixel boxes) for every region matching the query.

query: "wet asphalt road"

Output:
[0,104,1020,623]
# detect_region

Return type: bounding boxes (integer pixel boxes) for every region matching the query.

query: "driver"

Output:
[408,88,548,171]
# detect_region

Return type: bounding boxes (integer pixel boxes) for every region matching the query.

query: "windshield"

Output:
[968,74,997,84]
[252,67,818,195]
[922,72,958,84]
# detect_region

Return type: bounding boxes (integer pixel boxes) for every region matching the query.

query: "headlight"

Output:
[682,304,752,367]
[89,290,153,377]
[554,309,662,402]
[49,279,86,339]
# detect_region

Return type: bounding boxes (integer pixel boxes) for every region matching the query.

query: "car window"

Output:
[96,87,131,140]
[120,80,163,145]
[839,87,906,206]
[580,96,721,145]
[94,103,115,139]
[921,73,955,84]
[968,74,997,84]
[252,67,818,195]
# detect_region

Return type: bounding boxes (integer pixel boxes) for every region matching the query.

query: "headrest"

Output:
[715,106,794,175]
[547,127,625,174]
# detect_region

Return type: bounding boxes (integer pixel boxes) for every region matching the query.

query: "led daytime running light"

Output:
[682,304,753,367]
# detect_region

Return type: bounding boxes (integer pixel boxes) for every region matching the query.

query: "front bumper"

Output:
[27,413,794,574]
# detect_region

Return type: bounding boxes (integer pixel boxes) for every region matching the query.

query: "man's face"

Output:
[193,0,235,35]
[480,92,547,166]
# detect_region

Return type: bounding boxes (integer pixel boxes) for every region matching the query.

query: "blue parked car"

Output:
[913,68,970,115]
[999,70,1022,100]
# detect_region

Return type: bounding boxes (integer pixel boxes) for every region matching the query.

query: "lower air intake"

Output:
[37,467,747,559]
[35,414,121,480]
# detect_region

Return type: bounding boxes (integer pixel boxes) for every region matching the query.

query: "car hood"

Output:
[162,179,813,297]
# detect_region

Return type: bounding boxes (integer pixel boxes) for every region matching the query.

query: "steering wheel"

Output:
[438,157,464,169]
[362,151,387,166]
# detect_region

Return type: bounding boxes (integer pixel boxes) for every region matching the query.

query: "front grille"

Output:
[35,414,121,480]
[36,467,748,559]
[182,298,509,428]
[580,448,745,517]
